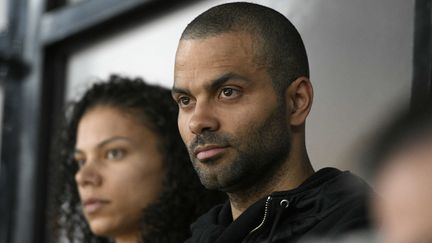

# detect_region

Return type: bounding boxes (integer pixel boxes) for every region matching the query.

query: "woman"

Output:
[50,75,224,243]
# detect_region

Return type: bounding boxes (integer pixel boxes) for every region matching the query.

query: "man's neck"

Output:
[228,155,314,220]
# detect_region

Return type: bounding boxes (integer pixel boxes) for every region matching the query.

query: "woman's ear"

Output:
[285,77,314,126]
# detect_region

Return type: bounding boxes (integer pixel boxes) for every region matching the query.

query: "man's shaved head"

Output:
[181,2,309,93]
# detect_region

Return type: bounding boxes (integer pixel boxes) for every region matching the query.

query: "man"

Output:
[171,2,371,242]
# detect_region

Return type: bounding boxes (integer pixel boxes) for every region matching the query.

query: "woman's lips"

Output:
[83,199,109,214]
[196,146,227,160]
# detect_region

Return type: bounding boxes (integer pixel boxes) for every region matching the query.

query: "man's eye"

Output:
[106,149,125,160]
[219,87,240,99]
[179,96,191,106]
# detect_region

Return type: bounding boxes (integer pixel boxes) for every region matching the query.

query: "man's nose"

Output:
[188,101,219,135]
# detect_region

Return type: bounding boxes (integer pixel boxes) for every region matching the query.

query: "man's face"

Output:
[172,32,291,192]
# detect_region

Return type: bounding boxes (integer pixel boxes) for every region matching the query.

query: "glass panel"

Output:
[0,0,8,33]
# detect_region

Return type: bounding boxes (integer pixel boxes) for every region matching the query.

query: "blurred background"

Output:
[0,0,429,242]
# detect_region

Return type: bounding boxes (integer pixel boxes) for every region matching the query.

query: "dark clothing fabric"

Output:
[185,168,372,243]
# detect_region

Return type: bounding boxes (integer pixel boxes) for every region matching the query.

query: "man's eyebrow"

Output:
[208,72,251,91]
[171,86,190,96]
[171,72,250,96]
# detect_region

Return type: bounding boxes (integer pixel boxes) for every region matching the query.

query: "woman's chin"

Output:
[88,219,114,237]
[88,218,140,240]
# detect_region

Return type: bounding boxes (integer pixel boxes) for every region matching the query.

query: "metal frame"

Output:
[41,0,155,45]
[0,1,46,243]
[412,0,432,108]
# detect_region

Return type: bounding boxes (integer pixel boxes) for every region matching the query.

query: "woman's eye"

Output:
[106,149,125,160]
[219,87,240,99]
[74,158,85,168]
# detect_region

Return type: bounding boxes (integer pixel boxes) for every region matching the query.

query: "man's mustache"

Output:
[189,132,232,152]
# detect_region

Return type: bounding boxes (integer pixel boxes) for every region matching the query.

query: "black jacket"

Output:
[185,168,372,243]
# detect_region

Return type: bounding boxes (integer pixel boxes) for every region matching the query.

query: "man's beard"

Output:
[187,101,291,192]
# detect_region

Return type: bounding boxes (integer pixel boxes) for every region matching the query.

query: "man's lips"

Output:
[83,199,110,214]
[194,145,228,160]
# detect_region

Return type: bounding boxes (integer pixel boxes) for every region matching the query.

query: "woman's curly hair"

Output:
[49,75,225,243]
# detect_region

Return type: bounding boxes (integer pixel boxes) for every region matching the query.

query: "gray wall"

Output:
[67,0,414,173]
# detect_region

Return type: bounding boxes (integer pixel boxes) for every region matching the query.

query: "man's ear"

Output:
[285,77,313,126]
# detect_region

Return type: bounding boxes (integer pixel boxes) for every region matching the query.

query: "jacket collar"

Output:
[188,168,369,243]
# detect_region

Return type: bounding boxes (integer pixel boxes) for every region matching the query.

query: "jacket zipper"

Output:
[242,196,272,243]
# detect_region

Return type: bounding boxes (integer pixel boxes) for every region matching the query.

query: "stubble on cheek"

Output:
[184,100,290,192]
[186,132,238,190]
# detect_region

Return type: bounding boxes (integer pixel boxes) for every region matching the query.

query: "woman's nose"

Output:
[75,160,102,187]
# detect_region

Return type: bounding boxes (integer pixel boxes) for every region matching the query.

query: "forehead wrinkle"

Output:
[177,32,257,60]
[174,33,269,94]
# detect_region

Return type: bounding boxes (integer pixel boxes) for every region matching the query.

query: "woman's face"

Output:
[74,105,164,240]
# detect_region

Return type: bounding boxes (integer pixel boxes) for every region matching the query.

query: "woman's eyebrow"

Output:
[96,136,133,148]
[74,136,133,154]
